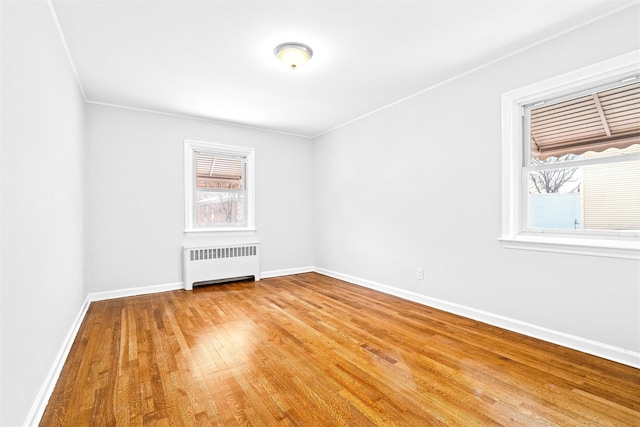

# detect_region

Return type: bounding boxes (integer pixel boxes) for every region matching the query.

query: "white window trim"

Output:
[184,139,256,236]
[500,50,640,260]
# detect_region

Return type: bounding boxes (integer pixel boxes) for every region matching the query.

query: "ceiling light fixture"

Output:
[274,42,313,70]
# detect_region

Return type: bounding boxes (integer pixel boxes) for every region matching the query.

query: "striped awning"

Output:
[195,152,244,189]
[530,81,640,159]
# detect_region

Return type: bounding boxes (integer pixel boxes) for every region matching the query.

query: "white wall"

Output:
[0,1,87,425]
[313,7,640,357]
[86,105,314,293]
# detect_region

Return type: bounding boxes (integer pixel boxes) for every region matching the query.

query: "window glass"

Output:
[194,152,246,227]
[524,79,640,234]
[528,81,640,164]
[527,146,640,232]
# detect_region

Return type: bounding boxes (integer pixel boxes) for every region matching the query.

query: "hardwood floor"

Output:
[41,273,640,426]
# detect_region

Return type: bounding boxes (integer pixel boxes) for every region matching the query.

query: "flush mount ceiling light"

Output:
[274,42,313,70]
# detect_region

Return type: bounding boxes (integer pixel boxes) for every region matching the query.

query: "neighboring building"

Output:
[582,144,640,231]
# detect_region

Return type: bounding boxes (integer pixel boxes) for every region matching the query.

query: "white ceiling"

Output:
[50,0,632,138]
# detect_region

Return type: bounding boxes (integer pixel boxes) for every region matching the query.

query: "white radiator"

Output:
[183,243,260,290]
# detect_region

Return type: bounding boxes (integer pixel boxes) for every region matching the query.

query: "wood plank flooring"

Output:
[40,273,640,426]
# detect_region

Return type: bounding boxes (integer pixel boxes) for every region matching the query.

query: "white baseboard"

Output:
[314,267,640,369]
[23,296,92,427]
[24,281,184,426]
[88,282,184,302]
[260,266,315,279]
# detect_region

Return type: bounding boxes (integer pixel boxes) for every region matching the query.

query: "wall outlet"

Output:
[416,267,424,280]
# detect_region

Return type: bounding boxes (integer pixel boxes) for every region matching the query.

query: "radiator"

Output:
[183,243,260,290]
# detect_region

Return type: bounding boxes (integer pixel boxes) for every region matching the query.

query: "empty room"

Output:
[1,0,639,425]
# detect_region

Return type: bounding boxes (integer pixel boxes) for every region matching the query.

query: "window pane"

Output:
[528,166,582,231]
[196,191,246,226]
[528,158,640,231]
[195,152,244,190]
[528,80,640,163]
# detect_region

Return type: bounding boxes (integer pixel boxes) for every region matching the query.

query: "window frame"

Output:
[184,139,256,235]
[500,50,640,260]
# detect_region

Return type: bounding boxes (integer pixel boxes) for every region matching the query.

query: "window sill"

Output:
[498,235,639,260]
[185,228,257,238]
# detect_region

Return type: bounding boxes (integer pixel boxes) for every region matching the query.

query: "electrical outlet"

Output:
[416,267,424,280]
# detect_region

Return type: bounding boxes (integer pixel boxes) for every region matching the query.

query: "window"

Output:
[500,51,640,259]
[184,140,255,234]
